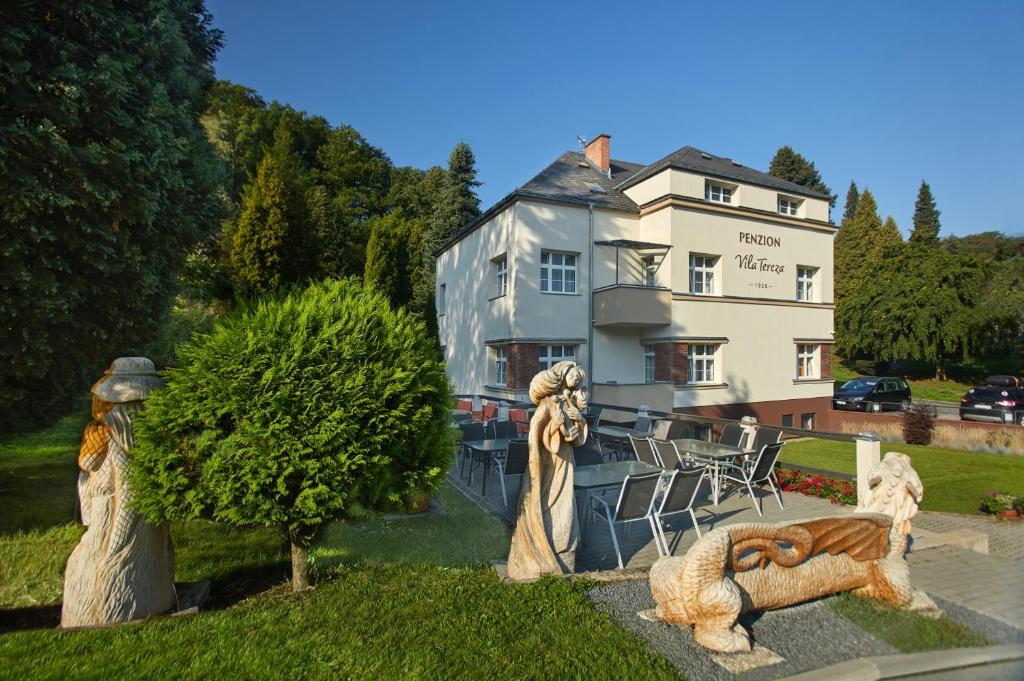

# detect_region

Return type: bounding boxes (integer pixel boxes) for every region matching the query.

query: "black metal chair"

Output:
[452,412,475,423]
[749,426,783,455]
[633,415,653,435]
[650,438,682,469]
[653,466,710,554]
[588,472,663,569]
[719,442,786,516]
[496,439,529,507]
[584,406,603,431]
[718,423,747,448]
[628,434,662,467]
[457,421,485,477]
[488,418,516,440]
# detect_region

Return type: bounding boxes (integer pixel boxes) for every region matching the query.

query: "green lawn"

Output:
[832,361,971,403]
[0,408,996,676]
[781,439,1024,514]
[0,409,680,679]
[833,354,1023,403]
[829,593,987,653]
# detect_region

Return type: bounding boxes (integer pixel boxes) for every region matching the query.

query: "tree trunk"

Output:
[289,530,310,592]
[935,356,947,382]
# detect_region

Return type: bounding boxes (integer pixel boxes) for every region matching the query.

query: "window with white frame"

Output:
[438,283,446,315]
[538,344,575,371]
[494,345,507,385]
[540,251,577,294]
[705,181,733,204]
[778,196,801,216]
[689,254,718,295]
[796,266,817,302]
[796,344,818,379]
[641,255,657,287]
[492,254,508,297]
[688,344,718,384]
[644,344,656,384]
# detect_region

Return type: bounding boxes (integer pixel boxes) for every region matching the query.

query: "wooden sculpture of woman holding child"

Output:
[507,361,589,581]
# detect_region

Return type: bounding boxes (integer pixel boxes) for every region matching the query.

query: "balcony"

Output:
[591,382,675,418]
[592,284,671,327]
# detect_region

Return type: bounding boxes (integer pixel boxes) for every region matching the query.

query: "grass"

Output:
[781,438,1024,514]
[830,592,988,652]
[0,405,995,677]
[0,408,680,679]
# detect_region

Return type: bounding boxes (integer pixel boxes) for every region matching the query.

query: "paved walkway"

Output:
[914,511,1024,561]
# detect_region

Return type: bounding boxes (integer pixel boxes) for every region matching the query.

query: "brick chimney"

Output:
[584,133,611,175]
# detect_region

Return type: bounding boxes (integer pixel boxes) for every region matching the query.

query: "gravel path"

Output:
[586,580,896,680]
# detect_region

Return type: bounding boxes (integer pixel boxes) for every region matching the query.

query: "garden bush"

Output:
[130,279,452,589]
[903,403,937,445]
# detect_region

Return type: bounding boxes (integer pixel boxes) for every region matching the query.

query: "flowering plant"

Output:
[775,468,856,505]
[979,491,1019,515]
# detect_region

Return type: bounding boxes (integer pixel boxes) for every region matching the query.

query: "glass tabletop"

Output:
[593,425,647,439]
[672,438,753,460]
[573,460,661,489]
[462,438,513,452]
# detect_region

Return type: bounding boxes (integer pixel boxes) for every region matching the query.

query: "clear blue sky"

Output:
[207,0,1022,237]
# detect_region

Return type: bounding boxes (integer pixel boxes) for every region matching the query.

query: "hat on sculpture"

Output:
[91,357,165,403]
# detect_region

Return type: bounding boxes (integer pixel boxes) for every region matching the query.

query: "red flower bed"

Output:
[775,468,856,505]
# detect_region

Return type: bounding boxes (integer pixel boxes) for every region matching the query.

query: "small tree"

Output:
[130,279,453,590]
[903,404,936,446]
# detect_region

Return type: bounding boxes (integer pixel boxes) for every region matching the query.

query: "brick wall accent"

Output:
[653,344,672,382]
[507,343,539,390]
[821,344,833,379]
[672,343,689,385]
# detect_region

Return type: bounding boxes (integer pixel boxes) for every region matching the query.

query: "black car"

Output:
[960,376,1024,425]
[833,376,912,412]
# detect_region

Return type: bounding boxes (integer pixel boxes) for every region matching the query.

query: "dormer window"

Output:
[705,181,733,205]
[778,196,802,216]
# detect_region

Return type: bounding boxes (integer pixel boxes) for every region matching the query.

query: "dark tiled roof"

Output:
[615,146,832,201]
[516,151,645,212]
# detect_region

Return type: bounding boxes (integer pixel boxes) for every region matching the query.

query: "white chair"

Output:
[588,472,663,569]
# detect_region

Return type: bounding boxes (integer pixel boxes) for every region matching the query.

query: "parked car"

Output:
[959,376,1024,425]
[833,376,912,412]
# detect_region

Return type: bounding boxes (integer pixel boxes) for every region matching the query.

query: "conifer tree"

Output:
[909,181,941,249]
[231,133,311,294]
[364,213,415,307]
[0,0,222,430]
[415,142,482,337]
[875,216,906,261]
[767,146,835,208]
[841,181,860,226]
[834,188,882,306]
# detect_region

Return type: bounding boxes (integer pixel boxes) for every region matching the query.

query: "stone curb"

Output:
[781,643,1024,680]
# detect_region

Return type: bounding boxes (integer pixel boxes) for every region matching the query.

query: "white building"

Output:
[435,135,836,429]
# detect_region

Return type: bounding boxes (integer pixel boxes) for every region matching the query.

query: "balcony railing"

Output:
[592,284,671,327]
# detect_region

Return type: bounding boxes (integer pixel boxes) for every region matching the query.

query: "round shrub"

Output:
[130,279,452,589]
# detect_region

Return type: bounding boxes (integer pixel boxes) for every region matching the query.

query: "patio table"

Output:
[573,460,662,537]
[671,438,755,505]
[461,438,513,496]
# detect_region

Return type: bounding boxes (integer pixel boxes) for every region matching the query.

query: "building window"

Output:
[705,181,732,204]
[796,266,816,302]
[539,344,575,371]
[493,255,507,297]
[782,414,794,428]
[540,251,577,294]
[688,344,718,384]
[778,196,801,216]
[801,413,816,430]
[689,254,717,295]
[641,255,657,287]
[644,344,656,384]
[494,345,507,386]
[797,344,818,379]
[438,283,446,315]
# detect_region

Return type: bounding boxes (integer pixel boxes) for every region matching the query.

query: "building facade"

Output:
[435,135,836,429]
